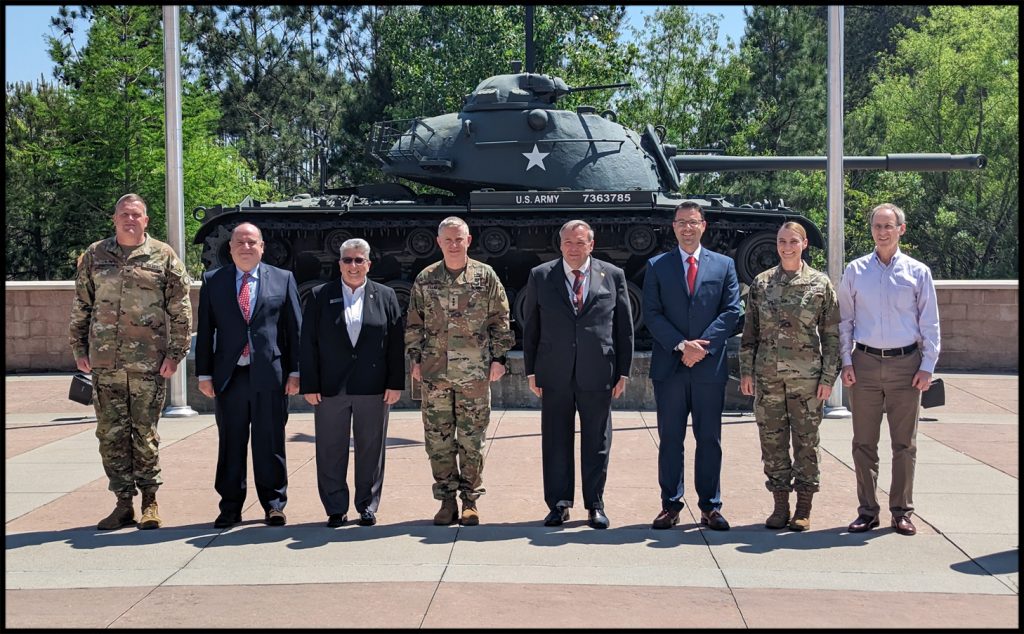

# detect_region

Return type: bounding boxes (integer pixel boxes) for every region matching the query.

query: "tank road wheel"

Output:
[625,281,645,332]
[201,225,234,270]
[735,231,780,285]
[324,229,353,256]
[263,237,292,268]
[406,228,438,258]
[298,279,326,313]
[385,279,414,314]
[512,286,530,332]
[624,225,657,256]
[479,227,512,258]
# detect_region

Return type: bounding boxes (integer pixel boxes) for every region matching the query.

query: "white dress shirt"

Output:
[342,279,367,346]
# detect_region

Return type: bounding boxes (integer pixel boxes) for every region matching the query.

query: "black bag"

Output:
[69,372,94,405]
[920,378,945,409]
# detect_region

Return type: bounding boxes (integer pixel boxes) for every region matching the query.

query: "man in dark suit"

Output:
[643,201,741,531]
[523,219,634,529]
[300,238,404,528]
[195,222,302,528]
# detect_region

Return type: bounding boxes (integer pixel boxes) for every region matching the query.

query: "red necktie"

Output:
[572,269,584,312]
[686,255,697,295]
[238,272,251,357]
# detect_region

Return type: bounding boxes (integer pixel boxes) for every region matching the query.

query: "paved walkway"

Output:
[5,372,1018,628]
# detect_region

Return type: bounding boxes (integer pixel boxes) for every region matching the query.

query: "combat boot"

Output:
[433,498,459,525]
[789,491,813,532]
[460,499,479,526]
[765,490,791,529]
[97,493,136,530]
[139,488,162,530]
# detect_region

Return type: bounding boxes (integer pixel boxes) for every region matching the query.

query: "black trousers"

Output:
[541,382,613,511]
[313,390,390,516]
[214,365,289,514]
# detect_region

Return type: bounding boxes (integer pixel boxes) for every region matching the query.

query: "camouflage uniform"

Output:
[405,258,513,502]
[69,235,193,496]
[740,262,840,492]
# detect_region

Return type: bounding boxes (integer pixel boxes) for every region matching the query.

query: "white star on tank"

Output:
[522,144,550,171]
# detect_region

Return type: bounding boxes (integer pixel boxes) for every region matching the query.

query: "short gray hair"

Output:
[559,219,594,242]
[339,238,371,260]
[115,193,147,214]
[438,216,469,235]
[869,203,906,226]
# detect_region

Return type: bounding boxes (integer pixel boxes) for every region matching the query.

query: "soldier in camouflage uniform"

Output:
[69,193,193,530]
[739,221,840,532]
[405,217,514,526]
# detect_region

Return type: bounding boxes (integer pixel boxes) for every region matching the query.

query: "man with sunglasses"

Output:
[195,222,302,528]
[300,239,405,527]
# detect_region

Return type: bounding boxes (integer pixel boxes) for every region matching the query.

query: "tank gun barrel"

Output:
[567,82,632,93]
[672,153,987,173]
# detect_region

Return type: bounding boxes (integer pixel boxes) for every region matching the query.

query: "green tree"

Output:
[848,5,1017,278]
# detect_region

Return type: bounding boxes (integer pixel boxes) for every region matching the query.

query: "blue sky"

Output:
[4,5,747,86]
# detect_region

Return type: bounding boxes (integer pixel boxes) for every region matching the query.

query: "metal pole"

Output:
[525,5,535,73]
[824,6,850,419]
[162,5,197,417]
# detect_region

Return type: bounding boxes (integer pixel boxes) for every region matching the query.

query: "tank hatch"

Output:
[463,73,571,111]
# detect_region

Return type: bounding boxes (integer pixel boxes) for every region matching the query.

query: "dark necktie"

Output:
[686,255,697,295]
[572,269,584,312]
[238,272,251,357]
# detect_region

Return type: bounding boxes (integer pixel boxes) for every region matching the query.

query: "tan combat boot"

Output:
[765,490,791,529]
[789,491,813,532]
[97,493,136,530]
[461,499,479,526]
[139,488,162,530]
[433,498,459,525]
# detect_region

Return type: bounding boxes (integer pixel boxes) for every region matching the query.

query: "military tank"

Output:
[193,67,985,347]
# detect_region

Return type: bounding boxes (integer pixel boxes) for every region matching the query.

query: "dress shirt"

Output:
[675,244,703,351]
[341,279,367,346]
[562,256,592,309]
[838,248,940,372]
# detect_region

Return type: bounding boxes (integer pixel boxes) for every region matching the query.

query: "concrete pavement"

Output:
[5,372,1019,628]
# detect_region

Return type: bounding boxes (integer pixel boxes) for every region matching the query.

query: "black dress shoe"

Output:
[327,513,347,528]
[847,514,880,533]
[652,508,680,530]
[588,508,610,529]
[543,506,570,527]
[265,509,287,526]
[700,509,730,531]
[213,512,241,529]
[892,515,916,536]
[358,510,377,526]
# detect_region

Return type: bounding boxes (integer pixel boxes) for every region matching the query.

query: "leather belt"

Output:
[855,342,918,358]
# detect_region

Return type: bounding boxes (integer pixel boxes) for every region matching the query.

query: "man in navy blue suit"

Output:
[195,222,302,528]
[643,201,741,531]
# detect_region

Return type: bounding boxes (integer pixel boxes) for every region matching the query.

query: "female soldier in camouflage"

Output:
[739,222,840,531]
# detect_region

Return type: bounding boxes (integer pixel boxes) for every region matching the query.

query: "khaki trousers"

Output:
[850,348,922,518]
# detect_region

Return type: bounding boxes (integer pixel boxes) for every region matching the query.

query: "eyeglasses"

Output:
[672,220,704,228]
[341,257,367,264]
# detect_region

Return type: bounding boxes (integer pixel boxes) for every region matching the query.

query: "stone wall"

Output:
[6,279,1018,377]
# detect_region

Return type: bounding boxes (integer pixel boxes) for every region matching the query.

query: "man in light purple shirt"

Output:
[838,203,940,537]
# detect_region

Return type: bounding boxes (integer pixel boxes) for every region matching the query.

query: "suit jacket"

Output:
[643,247,741,384]
[523,258,634,391]
[299,279,405,396]
[195,262,302,395]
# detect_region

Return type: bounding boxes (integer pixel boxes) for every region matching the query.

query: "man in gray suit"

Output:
[523,220,634,529]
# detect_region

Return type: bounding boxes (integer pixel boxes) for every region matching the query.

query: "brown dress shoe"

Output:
[892,515,917,536]
[847,514,880,533]
[652,508,680,530]
[700,509,730,531]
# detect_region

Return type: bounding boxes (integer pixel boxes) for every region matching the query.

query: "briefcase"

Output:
[69,372,94,405]
[920,378,945,409]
